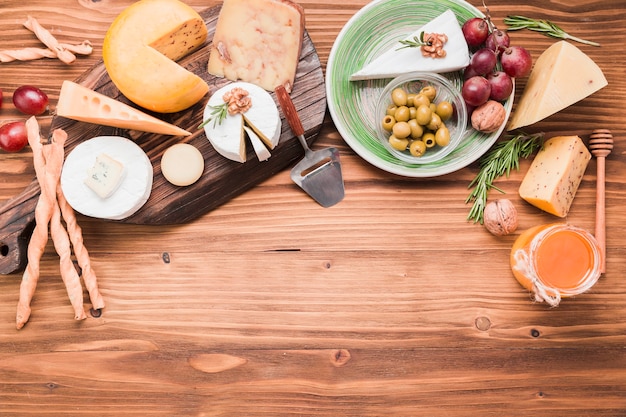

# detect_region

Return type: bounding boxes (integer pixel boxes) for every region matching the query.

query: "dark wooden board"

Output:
[0,5,326,274]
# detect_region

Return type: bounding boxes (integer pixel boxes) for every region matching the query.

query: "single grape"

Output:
[462,76,491,107]
[462,17,489,48]
[12,85,49,115]
[485,29,510,55]
[470,48,498,75]
[487,71,514,102]
[463,64,481,81]
[500,46,533,78]
[0,121,28,152]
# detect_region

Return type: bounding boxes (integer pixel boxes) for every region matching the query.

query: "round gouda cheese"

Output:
[160,143,204,186]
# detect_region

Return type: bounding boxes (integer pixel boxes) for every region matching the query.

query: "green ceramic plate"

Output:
[326,0,513,177]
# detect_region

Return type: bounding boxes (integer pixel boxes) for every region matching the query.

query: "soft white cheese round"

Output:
[203,81,281,163]
[61,136,153,220]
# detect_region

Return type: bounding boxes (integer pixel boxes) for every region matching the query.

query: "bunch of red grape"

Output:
[0,85,49,152]
[460,16,532,111]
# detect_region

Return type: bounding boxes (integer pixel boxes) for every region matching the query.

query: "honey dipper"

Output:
[589,129,614,273]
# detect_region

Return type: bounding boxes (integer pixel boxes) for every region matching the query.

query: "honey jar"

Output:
[510,223,602,307]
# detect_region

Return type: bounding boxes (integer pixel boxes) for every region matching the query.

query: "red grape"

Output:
[462,17,489,48]
[485,29,510,55]
[500,46,533,78]
[12,85,49,115]
[0,121,28,152]
[462,76,491,107]
[470,48,497,75]
[487,71,514,102]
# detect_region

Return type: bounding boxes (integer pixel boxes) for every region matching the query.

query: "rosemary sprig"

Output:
[504,15,600,47]
[397,32,430,50]
[198,102,228,129]
[466,132,545,224]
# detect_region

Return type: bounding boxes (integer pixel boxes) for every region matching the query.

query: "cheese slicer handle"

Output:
[275,85,305,137]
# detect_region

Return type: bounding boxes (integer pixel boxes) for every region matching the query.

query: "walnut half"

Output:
[471,100,506,133]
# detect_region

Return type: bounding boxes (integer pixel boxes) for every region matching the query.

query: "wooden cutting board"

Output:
[0,5,327,274]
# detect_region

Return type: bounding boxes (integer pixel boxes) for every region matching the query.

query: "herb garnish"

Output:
[198,102,228,129]
[466,132,545,224]
[397,32,431,50]
[504,15,600,47]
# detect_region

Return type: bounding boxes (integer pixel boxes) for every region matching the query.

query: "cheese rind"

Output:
[518,135,591,217]
[508,41,607,130]
[57,81,191,136]
[350,9,470,81]
[207,0,304,92]
[103,0,209,113]
[84,153,126,199]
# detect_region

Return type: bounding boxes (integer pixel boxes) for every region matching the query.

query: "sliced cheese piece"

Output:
[207,0,304,92]
[103,0,209,113]
[203,82,281,163]
[508,41,607,130]
[350,9,470,81]
[160,143,204,186]
[61,136,153,220]
[244,126,271,161]
[519,135,591,217]
[84,153,126,199]
[57,81,191,136]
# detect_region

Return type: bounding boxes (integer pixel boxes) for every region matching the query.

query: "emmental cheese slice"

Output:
[207,0,304,92]
[103,0,209,113]
[507,41,607,130]
[57,81,191,136]
[518,136,591,217]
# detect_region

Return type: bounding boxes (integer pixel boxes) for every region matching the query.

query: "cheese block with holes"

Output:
[103,0,209,113]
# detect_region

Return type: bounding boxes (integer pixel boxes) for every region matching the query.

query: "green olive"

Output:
[412,93,430,108]
[415,104,432,125]
[436,101,454,121]
[388,135,409,151]
[392,121,411,139]
[409,140,427,157]
[420,85,437,101]
[408,119,423,139]
[423,132,436,148]
[406,93,417,107]
[426,113,442,131]
[429,103,437,114]
[382,115,396,132]
[386,104,398,116]
[409,106,417,120]
[435,126,451,147]
[391,88,408,107]
[394,105,410,122]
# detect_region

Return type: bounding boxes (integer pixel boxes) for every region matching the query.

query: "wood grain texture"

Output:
[1,0,626,416]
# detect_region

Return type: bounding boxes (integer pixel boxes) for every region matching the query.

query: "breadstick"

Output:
[23,15,76,64]
[0,41,93,63]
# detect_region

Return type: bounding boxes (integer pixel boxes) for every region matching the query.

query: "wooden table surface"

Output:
[1,0,625,415]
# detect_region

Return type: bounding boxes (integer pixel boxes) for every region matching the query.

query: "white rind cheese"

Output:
[61,136,153,220]
[244,126,271,161]
[350,9,470,81]
[518,135,591,217]
[203,82,281,163]
[84,153,126,199]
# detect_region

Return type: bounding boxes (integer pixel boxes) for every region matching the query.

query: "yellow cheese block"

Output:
[519,136,591,217]
[57,81,191,136]
[103,0,209,113]
[507,41,607,130]
[207,0,305,92]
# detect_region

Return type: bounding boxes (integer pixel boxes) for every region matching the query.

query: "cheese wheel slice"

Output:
[57,81,191,136]
[160,143,204,186]
[103,0,209,113]
[244,126,271,161]
[203,82,281,163]
[61,136,153,220]
[207,0,305,92]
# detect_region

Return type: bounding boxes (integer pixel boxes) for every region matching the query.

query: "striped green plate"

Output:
[326,0,513,177]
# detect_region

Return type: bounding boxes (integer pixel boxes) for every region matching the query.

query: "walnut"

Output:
[483,199,518,236]
[471,100,506,133]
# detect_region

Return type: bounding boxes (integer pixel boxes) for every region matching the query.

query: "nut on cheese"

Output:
[507,41,607,130]
[207,0,305,92]
[519,135,591,217]
[103,0,209,113]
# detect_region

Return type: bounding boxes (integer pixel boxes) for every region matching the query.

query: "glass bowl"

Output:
[375,72,468,164]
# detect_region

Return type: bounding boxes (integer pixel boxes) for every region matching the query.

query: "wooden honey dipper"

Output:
[589,129,614,273]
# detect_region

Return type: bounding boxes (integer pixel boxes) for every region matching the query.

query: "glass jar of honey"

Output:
[510,223,602,307]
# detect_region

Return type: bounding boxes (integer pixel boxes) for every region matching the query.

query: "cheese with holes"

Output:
[519,136,591,217]
[103,0,209,113]
[350,9,469,81]
[57,81,191,136]
[84,153,126,199]
[203,82,281,163]
[508,41,607,130]
[207,0,304,92]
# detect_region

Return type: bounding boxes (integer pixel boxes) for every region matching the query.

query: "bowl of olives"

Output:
[375,72,468,164]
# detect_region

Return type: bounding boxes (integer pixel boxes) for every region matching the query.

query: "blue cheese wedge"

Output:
[350,9,470,81]
[84,153,125,199]
[203,82,281,163]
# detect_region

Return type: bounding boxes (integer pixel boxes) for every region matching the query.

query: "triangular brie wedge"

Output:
[350,9,470,81]
[244,126,272,161]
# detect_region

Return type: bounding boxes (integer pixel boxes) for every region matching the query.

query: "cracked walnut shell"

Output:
[471,100,506,133]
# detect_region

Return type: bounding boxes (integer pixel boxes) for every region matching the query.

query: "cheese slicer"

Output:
[275,85,345,207]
